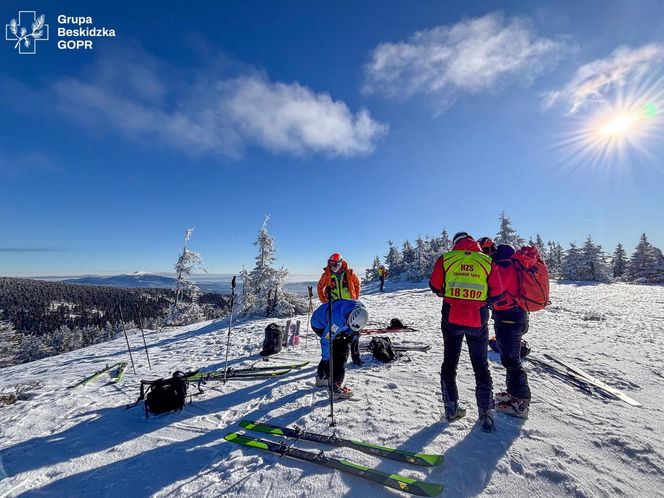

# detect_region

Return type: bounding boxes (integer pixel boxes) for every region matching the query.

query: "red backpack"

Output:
[512,246,550,312]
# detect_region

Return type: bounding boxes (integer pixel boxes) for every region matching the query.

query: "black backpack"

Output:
[368,337,398,363]
[260,323,283,356]
[387,318,405,330]
[142,371,191,417]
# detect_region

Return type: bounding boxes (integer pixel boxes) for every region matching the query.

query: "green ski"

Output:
[224,432,443,497]
[190,361,308,381]
[108,362,128,384]
[240,420,443,467]
[68,362,122,389]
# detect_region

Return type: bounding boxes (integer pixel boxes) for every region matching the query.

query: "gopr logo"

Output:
[5,11,49,55]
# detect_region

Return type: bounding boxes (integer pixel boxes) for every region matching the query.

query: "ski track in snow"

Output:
[0,282,663,497]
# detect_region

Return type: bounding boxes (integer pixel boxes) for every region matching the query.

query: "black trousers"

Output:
[379,276,385,291]
[494,309,530,400]
[440,306,493,410]
[317,334,352,388]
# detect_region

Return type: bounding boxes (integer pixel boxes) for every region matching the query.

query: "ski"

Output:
[361,344,431,353]
[360,327,418,335]
[108,362,128,384]
[543,354,642,407]
[191,368,294,381]
[68,362,122,389]
[189,361,308,381]
[224,432,443,497]
[239,420,443,467]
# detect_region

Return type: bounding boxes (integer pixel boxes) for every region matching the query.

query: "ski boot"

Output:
[333,386,354,400]
[444,401,467,422]
[496,396,529,419]
[478,408,495,433]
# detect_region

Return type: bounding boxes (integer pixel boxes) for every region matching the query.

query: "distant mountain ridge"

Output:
[62,273,176,289]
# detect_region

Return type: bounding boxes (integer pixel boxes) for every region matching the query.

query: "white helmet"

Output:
[348,304,369,332]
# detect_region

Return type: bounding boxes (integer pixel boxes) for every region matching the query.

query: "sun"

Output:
[597,112,640,138]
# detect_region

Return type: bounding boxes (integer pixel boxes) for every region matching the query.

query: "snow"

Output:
[1,282,663,497]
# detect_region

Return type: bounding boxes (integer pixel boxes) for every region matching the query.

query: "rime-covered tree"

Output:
[628,233,663,283]
[173,228,206,307]
[580,235,611,282]
[495,212,525,248]
[384,240,402,277]
[562,243,585,280]
[399,240,417,278]
[168,228,207,325]
[240,215,306,317]
[364,255,382,283]
[612,243,628,279]
[546,241,563,279]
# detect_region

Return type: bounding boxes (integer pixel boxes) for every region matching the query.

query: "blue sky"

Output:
[1,0,663,277]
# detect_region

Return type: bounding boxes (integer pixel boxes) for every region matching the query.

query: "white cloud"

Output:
[48,50,387,158]
[544,44,664,114]
[363,13,568,110]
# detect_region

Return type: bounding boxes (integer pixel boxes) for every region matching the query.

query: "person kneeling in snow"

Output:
[311,299,368,399]
[488,244,531,418]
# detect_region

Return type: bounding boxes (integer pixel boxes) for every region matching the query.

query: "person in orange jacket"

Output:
[429,231,496,432]
[316,253,363,369]
[317,253,361,303]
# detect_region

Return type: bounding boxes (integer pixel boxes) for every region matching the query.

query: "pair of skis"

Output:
[531,354,641,407]
[68,362,128,388]
[225,420,443,496]
[360,343,431,353]
[360,326,418,335]
[189,361,310,382]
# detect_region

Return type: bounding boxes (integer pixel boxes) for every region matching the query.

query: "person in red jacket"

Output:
[487,243,531,418]
[429,231,495,432]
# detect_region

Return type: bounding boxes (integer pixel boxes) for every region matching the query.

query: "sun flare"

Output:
[597,113,640,138]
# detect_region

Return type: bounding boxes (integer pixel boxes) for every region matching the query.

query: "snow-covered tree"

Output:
[562,242,585,280]
[545,241,563,279]
[15,334,49,364]
[170,228,206,325]
[364,256,382,283]
[399,240,417,279]
[612,243,628,280]
[50,325,82,354]
[495,212,525,248]
[384,240,401,277]
[628,234,664,283]
[240,215,306,317]
[580,235,611,282]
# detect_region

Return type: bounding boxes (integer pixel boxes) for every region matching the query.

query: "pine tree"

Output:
[562,242,585,280]
[580,235,611,282]
[612,243,628,279]
[169,228,206,325]
[384,240,402,279]
[627,233,663,283]
[495,212,525,248]
[240,216,306,317]
[364,256,382,283]
[440,229,451,254]
[546,241,563,279]
[535,234,546,255]
[400,240,417,279]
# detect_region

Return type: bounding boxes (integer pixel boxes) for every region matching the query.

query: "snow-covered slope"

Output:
[1,282,663,498]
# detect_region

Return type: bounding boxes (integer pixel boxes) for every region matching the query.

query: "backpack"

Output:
[260,323,283,356]
[512,246,550,312]
[368,337,398,363]
[142,371,191,417]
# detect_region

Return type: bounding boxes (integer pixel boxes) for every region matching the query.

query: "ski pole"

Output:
[223,276,237,384]
[135,305,152,370]
[326,287,335,428]
[117,304,137,375]
[305,285,313,350]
